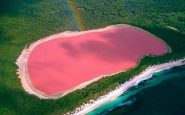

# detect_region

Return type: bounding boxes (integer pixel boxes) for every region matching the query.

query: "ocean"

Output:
[87,64,185,115]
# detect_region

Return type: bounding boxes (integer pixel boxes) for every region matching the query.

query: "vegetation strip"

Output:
[68,58,185,115]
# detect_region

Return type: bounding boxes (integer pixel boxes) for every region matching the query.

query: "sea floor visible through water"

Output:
[88,65,185,115]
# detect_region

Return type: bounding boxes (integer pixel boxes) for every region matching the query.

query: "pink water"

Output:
[28,26,167,96]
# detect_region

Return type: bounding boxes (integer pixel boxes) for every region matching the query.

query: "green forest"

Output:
[0,0,185,114]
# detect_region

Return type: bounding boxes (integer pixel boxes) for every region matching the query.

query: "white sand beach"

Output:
[67,58,185,115]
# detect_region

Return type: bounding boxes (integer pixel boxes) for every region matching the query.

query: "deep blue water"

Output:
[88,65,185,115]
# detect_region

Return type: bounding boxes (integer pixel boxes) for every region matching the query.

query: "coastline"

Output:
[16,24,169,99]
[66,58,185,115]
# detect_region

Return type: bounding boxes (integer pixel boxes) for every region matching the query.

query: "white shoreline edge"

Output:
[16,24,170,99]
[66,58,185,115]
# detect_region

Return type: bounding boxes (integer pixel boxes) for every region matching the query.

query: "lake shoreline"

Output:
[16,24,169,99]
[67,58,185,115]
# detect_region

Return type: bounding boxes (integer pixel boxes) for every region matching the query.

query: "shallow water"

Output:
[87,65,185,115]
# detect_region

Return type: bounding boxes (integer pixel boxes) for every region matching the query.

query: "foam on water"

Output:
[88,65,185,115]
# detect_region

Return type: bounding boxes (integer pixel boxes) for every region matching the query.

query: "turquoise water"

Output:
[88,65,185,115]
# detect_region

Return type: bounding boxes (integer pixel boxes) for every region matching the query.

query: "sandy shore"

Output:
[66,58,185,115]
[16,24,170,99]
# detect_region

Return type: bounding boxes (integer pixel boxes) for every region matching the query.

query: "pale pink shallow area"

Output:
[28,26,167,96]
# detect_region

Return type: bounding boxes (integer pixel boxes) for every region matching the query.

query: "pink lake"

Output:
[27,25,168,96]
